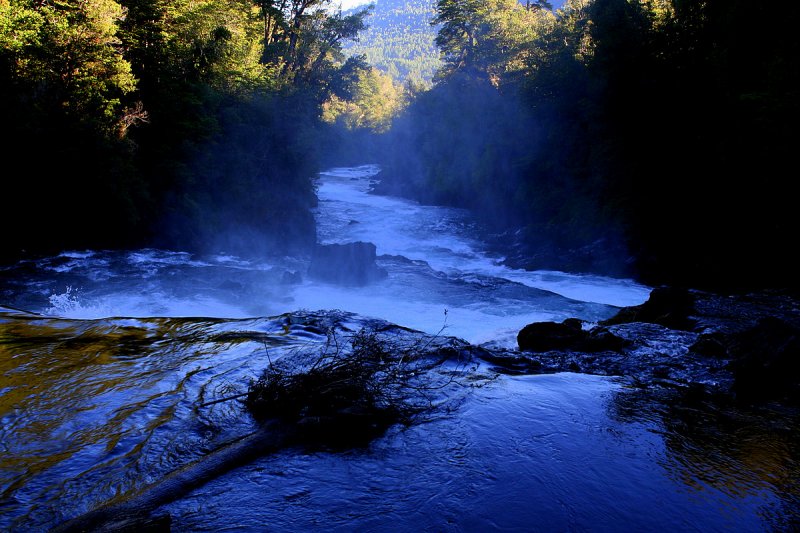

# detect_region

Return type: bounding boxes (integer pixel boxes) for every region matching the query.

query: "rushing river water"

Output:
[1,165,797,531]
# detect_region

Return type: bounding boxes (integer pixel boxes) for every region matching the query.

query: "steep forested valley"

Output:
[374,0,800,292]
[3,0,796,292]
[3,2,800,531]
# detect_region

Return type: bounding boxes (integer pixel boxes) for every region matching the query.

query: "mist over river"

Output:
[1,165,649,346]
[1,165,797,531]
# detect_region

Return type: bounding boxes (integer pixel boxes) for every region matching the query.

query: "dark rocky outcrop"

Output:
[507,288,800,407]
[601,286,696,330]
[517,320,587,352]
[307,242,388,286]
[688,332,728,358]
[517,319,627,353]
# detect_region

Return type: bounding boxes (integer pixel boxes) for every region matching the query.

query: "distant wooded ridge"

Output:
[342,0,566,83]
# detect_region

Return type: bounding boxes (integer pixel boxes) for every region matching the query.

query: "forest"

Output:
[2,0,798,292]
[377,0,800,291]
[0,0,385,260]
[2,4,800,529]
[342,0,442,83]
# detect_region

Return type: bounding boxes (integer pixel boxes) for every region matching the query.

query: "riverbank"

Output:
[486,286,800,407]
[3,286,799,531]
[3,163,799,531]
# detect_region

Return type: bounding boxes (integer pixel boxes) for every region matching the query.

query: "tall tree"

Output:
[433,0,549,84]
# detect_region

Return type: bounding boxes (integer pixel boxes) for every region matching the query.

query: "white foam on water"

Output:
[44,285,260,320]
[30,164,650,343]
[314,165,651,309]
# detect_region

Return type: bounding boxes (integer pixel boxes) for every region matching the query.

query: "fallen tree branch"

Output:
[54,324,481,532]
[53,420,296,533]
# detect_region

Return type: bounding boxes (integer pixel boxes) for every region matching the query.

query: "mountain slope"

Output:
[344,0,441,83]
[344,0,566,83]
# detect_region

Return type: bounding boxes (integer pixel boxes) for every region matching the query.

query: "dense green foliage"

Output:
[3,0,796,292]
[0,0,375,261]
[379,0,800,290]
[322,62,407,133]
[343,0,441,83]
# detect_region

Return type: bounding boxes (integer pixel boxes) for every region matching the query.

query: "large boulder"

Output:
[308,242,388,286]
[517,319,627,353]
[518,320,586,352]
[601,286,696,330]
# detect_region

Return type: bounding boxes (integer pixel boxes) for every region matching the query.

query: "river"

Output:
[1,165,796,531]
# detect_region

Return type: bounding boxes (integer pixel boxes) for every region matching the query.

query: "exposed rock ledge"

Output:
[50,288,800,531]
[487,286,800,406]
[308,241,388,286]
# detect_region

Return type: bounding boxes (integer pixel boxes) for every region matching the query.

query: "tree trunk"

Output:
[53,420,297,533]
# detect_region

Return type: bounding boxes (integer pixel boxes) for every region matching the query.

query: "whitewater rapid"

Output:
[2,165,795,533]
[12,164,650,348]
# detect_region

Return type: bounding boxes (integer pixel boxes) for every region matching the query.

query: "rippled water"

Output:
[1,165,797,531]
[166,370,800,532]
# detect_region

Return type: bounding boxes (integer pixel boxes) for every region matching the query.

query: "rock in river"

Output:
[308,241,388,286]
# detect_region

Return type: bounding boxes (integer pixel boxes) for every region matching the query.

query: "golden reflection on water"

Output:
[670,409,800,504]
[2,309,799,530]
[611,385,800,527]
[0,311,231,511]
[0,309,326,525]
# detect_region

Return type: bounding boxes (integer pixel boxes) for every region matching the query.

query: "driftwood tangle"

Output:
[54,326,476,532]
